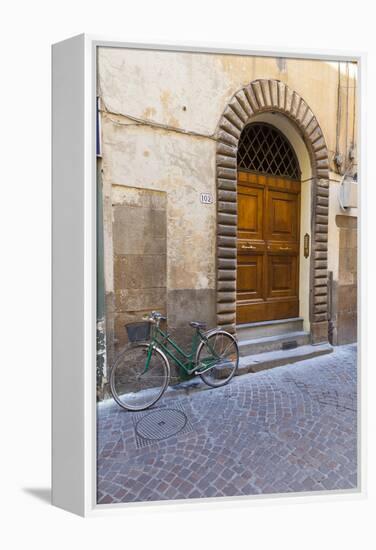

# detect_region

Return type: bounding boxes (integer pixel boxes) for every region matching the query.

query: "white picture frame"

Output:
[52,34,365,517]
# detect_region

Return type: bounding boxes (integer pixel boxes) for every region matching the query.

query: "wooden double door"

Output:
[236,171,301,324]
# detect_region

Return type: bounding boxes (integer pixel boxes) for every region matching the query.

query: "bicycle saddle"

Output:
[189,321,207,330]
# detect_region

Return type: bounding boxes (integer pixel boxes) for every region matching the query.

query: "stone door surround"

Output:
[216,79,330,344]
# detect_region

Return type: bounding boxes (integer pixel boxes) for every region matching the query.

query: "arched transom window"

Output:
[237,122,301,180]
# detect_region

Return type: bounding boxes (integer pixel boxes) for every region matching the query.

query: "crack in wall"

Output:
[100,97,218,142]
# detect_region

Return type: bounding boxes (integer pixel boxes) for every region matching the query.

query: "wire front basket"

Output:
[125,321,151,343]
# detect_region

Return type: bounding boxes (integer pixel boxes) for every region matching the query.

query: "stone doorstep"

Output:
[238,331,311,356]
[205,343,333,379]
[236,317,304,340]
[238,343,333,374]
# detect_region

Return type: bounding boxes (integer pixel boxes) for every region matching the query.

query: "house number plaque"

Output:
[200,193,213,204]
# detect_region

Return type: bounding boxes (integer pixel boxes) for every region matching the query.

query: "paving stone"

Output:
[97,344,358,503]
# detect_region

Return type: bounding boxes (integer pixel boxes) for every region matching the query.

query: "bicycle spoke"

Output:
[221,340,235,358]
[110,344,169,410]
[197,331,239,387]
[213,333,218,355]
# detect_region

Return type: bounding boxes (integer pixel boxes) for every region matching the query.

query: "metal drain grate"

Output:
[132,403,194,448]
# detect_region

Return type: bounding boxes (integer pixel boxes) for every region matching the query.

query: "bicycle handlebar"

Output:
[149,311,167,323]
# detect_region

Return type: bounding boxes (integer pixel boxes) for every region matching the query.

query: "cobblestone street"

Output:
[97,344,358,504]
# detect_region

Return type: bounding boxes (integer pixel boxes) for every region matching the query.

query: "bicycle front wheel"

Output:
[109,344,170,411]
[196,330,239,387]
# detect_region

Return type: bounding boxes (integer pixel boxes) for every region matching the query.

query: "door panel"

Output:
[267,255,297,298]
[237,254,264,301]
[236,171,300,324]
[237,185,264,241]
[267,190,298,242]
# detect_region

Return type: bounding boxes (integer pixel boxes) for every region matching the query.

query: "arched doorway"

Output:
[236,122,301,324]
[215,79,330,344]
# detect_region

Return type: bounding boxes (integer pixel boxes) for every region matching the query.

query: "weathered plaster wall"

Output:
[327,176,358,280]
[101,121,217,291]
[112,186,167,350]
[98,47,358,358]
[327,175,358,343]
[98,49,357,172]
[100,118,217,354]
[329,215,358,344]
[337,215,357,344]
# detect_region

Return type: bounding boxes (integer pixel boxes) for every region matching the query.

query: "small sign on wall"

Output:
[200,192,213,204]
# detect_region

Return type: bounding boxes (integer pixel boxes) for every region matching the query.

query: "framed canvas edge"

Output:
[52,33,87,517]
[52,33,367,517]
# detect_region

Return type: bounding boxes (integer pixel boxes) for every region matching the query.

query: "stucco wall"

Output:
[98,47,358,359]
[112,186,167,349]
[98,49,357,165]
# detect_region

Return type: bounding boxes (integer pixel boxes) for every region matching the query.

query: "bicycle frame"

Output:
[143,322,219,376]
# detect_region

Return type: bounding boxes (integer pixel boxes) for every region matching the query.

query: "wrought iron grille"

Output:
[237,123,301,179]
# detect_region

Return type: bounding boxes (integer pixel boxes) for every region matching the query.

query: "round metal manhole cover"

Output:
[135,408,188,441]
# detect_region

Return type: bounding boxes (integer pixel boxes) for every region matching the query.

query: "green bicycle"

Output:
[109,311,239,411]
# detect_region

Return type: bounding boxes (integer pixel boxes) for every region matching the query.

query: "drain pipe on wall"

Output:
[334,62,343,173]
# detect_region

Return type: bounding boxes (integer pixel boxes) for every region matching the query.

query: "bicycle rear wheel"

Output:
[109,344,170,411]
[196,330,239,387]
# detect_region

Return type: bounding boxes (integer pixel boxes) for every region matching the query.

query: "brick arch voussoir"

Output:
[216,79,330,343]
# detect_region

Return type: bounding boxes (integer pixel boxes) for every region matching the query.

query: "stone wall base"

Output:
[311,320,329,344]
